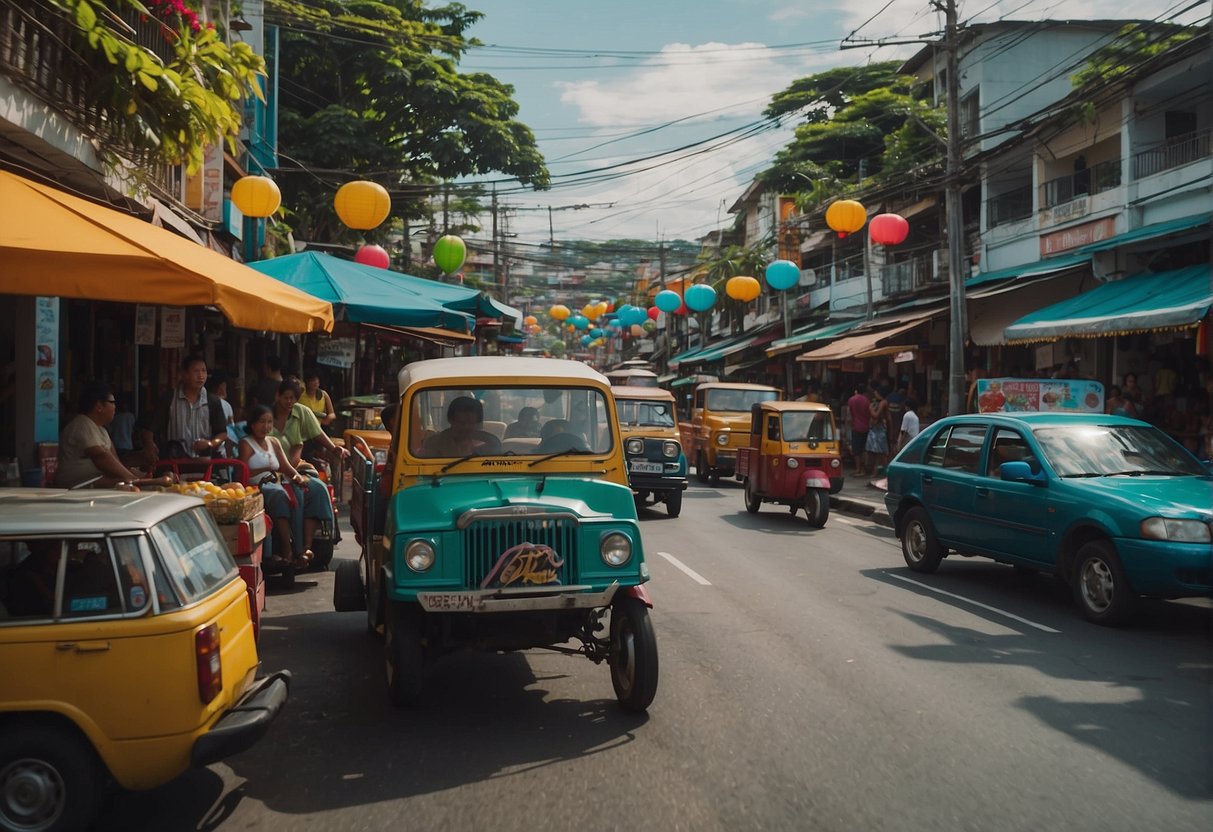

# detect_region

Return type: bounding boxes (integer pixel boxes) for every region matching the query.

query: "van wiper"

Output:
[440,453,482,473]
[527,448,594,467]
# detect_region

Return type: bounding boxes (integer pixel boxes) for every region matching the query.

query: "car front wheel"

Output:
[695,452,708,484]
[665,489,682,518]
[901,507,943,573]
[610,596,659,713]
[385,604,425,706]
[0,724,104,832]
[1073,540,1134,625]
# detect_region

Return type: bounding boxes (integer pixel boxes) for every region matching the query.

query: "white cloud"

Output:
[770,6,811,22]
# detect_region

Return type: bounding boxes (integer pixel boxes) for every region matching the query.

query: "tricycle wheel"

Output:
[665,489,682,517]
[695,452,708,484]
[310,539,335,571]
[609,596,659,713]
[0,723,105,832]
[743,478,761,513]
[333,559,367,612]
[385,603,424,707]
[804,488,829,528]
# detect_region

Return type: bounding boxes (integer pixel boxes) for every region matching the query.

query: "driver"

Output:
[423,396,492,457]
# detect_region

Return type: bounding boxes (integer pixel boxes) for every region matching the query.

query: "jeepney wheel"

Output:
[609,596,659,713]
[385,603,425,707]
[310,539,335,571]
[0,724,104,832]
[333,559,367,613]
[743,478,761,513]
[804,488,829,528]
[695,452,708,484]
[665,489,682,518]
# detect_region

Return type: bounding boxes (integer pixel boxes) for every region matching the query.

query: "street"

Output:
[98,479,1213,832]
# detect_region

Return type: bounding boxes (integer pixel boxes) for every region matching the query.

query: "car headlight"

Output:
[662,441,680,458]
[600,532,632,566]
[625,438,644,455]
[786,457,800,468]
[715,433,729,446]
[405,539,435,571]
[830,458,841,469]
[1140,517,1212,543]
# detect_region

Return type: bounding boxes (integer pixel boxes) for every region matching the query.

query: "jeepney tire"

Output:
[333,559,367,612]
[665,489,682,518]
[0,722,105,832]
[385,605,425,707]
[709,470,721,485]
[609,597,659,713]
[1073,540,1135,626]
[310,539,335,571]
[805,488,829,528]
[901,506,943,573]
[743,478,761,514]
[695,452,708,484]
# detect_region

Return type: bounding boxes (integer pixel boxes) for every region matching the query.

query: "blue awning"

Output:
[1077,212,1211,254]
[966,251,1093,289]
[670,332,752,367]
[1004,265,1213,344]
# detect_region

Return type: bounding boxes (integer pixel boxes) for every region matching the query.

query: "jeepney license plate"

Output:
[629,460,663,474]
[420,593,477,611]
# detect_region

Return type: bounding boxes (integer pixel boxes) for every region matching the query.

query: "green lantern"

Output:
[433,235,467,275]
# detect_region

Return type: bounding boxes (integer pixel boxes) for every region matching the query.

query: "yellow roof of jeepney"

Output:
[755,400,833,413]
[611,385,675,401]
[398,356,610,390]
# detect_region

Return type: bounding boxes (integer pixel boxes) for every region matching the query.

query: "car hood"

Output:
[703,414,751,432]
[1067,475,1213,521]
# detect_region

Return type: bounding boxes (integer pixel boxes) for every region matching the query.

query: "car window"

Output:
[616,399,674,428]
[61,539,123,619]
[0,537,63,621]
[987,429,1041,477]
[942,425,987,473]
[149,507,237,604]
[110,535,152,614]
[783,411,835,442]
[924,427,950,467]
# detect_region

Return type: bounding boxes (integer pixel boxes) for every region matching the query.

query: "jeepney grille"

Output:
[462,518,578,589]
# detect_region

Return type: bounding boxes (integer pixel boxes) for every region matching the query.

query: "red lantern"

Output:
[869,213,910,246]
[648,306,660,320]
[354,244,391,269]
[674,300,689,316]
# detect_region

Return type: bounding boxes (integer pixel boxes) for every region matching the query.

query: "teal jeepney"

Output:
[335,357,658,712]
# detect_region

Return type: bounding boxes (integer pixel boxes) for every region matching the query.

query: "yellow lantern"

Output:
[825,199,866,238]
[725,275,762,302]
[334,181,391,230]
[550,304,570,321]
[582,304,601,321]
[596,301,609,318]
[524,315,538,326]
[230,175,281,218]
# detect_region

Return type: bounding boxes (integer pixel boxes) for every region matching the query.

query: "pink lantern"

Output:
[354,244,391,269]
[630,324,645,336]
[648,306,660,320]
[869,213,910,246]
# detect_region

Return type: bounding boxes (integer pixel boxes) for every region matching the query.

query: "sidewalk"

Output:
[830,474,893,527]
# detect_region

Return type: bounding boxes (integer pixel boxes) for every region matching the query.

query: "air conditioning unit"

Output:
[799,268,816,287]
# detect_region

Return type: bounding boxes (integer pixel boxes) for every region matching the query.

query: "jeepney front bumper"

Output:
[417,581,619,613]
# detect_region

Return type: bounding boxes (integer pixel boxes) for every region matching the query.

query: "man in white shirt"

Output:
[58,384,147,488]
[898,398,921,451]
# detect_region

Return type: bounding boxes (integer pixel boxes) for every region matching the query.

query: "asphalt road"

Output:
[98,479,1213,831]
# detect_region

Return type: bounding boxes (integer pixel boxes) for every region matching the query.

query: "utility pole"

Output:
[940,0,969,415]
[491,185,500,293]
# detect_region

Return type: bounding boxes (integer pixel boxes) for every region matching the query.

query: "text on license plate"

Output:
[422,593,477,611]
[629,461,664,474]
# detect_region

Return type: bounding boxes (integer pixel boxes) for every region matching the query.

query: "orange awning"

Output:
[0,170,333,333]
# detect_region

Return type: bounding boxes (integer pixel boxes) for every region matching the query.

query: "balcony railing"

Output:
[986,184,1032,228]
[1133,129,1213,179]
[1040,158,1121,208]
[880,251,949,297]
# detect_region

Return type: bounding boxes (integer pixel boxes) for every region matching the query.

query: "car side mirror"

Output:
[1000,460,1046,485]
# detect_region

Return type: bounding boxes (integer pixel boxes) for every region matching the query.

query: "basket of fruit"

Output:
[169,481,263,524]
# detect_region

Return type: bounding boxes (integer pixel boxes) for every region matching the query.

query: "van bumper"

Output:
[191,671,291,767]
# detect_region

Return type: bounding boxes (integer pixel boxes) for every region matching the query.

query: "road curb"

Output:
[831,495,894,528]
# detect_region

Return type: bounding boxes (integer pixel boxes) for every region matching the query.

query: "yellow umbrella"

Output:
[0,170,333,333]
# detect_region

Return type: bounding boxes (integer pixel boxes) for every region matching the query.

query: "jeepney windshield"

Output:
[408,386,614,458]
[782,411,836,442]
[706,388,778,412]
[616,398,676,428]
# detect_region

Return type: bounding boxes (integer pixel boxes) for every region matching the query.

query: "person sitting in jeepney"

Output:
[505,406,542,439]
[422,396,501,456]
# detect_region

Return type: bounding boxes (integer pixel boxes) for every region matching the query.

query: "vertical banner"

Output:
[777,196,800,263]
[135,304,157,345]
[33,297,59,443]
[160,307,186,349]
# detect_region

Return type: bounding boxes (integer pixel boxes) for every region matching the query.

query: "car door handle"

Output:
[976,487,990,498]
[57,641,112,653]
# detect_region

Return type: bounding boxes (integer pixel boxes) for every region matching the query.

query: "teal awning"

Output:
[693,335,758,364]
[966,251,1092,289]
[671,376,699,388]
[1077,212,1211,254]
[768,319,863,355]
[669,332,751,367]
[1004,265,1212,343]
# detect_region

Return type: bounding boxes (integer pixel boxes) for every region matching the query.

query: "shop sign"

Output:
[160,307,186,349]
[316,337,357,368]
[839,359,864,373]
[893,350,915,364]
[976,378,1104,413]
[1040,197,1088,227]
[34,297,59,443]
[135,304,157,345]
[1039,216,1115,256]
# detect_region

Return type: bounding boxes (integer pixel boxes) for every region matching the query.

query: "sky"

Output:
[458,0,1198,248]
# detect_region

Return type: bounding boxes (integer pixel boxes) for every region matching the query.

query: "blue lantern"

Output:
[590,327,604,338]
[765,260,800,291]
[570,315,590,330]
[654,290,682,313]
[580,334,593,346]
[684,283,717,312]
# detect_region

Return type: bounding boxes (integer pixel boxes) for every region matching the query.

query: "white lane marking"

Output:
[656,551,712,586]
[884,572,1062,633]
[833,515,860,525]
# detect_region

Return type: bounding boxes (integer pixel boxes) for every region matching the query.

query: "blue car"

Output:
[884,413,1213,625]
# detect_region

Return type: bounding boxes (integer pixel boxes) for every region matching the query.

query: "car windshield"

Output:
[1033,424,1208,477]
[408,385,614,458]
[782,411,835,442]
[148,507,237,603]
[706,388,778,412]
[616,398,675,428]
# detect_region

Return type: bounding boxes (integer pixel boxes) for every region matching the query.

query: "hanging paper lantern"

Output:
[725,275,762,302]
[825,199,867,238]
[643,320,657,333]
[334,180,391,230]
[566,324,576,332]
[654,290,682,313]
[590,327,604,338]
[684,283,717,312]
[550,342,566,356]
[765,260,800,292]
[647,306,660,320]
[627,324,643,337]
[353,244,391,269]
[581,334,593,346]
[615,304,635,324]
[596,301,609,318]
[570,315,590,330]
[869,213,910,246]
[432,235,467,274]
[230,175,281,218]
[549,304,570,321]
[674,300,689,315]
[583,304,601,321]
[524,315,538,326]
[606,319,621,330]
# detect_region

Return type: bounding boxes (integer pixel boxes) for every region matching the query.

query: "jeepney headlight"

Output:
[626,438,644,455]
[830,458,841,469]
[715,432,729,446]
[787,457,800,469]
[405,539,435,572]
[1140,517,1212,543]
[600,532,632,566]
[662,441,680,458]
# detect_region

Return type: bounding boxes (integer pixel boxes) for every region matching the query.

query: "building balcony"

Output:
[1040,158,1121,209]
[986,184,1033,228]
[1132,128,1212,179]
[880,251,949,298]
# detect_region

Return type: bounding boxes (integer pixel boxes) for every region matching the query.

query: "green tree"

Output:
[1071,24,1197,89]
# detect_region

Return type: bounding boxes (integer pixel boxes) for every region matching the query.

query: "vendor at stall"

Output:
[57,383,171,490]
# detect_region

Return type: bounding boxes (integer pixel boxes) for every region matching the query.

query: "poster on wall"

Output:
[316,337,357,368]
[34,297,59,442]
[160,307,186,349]
[976,378,1104,413]
[135,304,157,345]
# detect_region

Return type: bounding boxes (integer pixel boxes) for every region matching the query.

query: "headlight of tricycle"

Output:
[405,539,436,571]
[600,532,632,566]
[1140,517,1212,543]
[830,458,841,469]
[662,441,680,458]
[715,432,729,446]
[625,438,644,455]
[786,457,800,468]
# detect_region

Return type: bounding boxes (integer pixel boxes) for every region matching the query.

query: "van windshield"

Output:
[782,411,835,442]
[617,398,675,428]
[706,388,778,412]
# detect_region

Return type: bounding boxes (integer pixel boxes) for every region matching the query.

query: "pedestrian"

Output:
[1106,385,1137,418]
[886,385,907,438]
[207,373,235,426]
[248,353,284,409]
[866,386,891,476]
[846,384,871,476]
[57,383,170,489]
[300,369,338,427]
[146,354,229,460]
[898,398,920,451]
